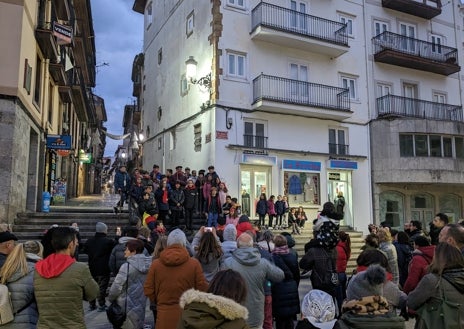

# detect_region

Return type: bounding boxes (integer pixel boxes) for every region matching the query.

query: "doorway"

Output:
[240,166,272,219]
[327,171,352,228]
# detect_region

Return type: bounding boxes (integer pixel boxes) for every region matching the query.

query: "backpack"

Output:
[0,284,14,324]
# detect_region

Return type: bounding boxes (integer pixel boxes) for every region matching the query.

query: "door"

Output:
[403,83,418,116]
[410,193,434,231]
[400,23,416,53]
[240,166,271,219]
[327,171,352,228]
[290,1,307,32]
[290,63,309,102]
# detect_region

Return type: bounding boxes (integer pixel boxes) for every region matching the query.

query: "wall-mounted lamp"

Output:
[120,150,127,159]
[185,56,212,90]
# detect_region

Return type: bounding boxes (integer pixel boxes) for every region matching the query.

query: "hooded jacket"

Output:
[177,289,249,329]
[403,245,435,294]
[408,268,464,328]
[221,224,237,261]
[222,247,284,328]
[83,232,116,277]
[144,245,208,329]
[2,261,38,329]
[108,254,152,329]
[34,254,98,329]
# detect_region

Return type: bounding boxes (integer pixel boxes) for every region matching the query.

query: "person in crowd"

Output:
[295,206,308,228]
[202,173,214,205]
[149,164,162,190]
[361,233,380,250]
[170,165,187,187]
[222,232,284,329]
[335,191,345,219]
[83,222,116,312]
[221,224,237,261]
[377,227,399,285]
[226,206,240,226]
[178,269,249,329]
[204,187,222,228]
[144,229,208,329]
[335,231,351,313]
[23,240,43,262]
[281,232,298,258]
[0,242,41,328]
[288,207,300,235]
[40,224,59,259]
[296,289,340,329]
[0,231,18,269]
[407,242,464,329]
[109,226,148,275]
[191,227,223,282]
[230,197,242,215]
[196,170,206,214]
[439,223,464,255]
[282,196,290,228]
[409,220,427,242]
[275,195,286,229]
[70,222,82,261]
[258,229,275,253]
[403,235,435,294]
[183,179,198,231]
[393,231,413,288]
[34,227,98,327]
[149,235,168,327]
[267,195,277,229]
[368,223,378,234]
[218,182,229,207]
[271,234,300,329]
[138,191,158,223]
[429,213,449,245]
[138,226,154,255]
[313,202,342,250]
[129,175,145,206]
[114,165,131,213]
[256,193,268,228]
[155,178,171,224]
[206,165,220,187]
[236,215,255,237]
[169,180,185,228]
[348,249,407,309]
[222,195,233,217]
[108,239,151,329]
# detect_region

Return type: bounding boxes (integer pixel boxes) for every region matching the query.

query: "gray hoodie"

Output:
[108,254,152,329]
[223,247,284,328]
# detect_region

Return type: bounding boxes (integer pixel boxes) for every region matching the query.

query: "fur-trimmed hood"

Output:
[179,289,248,320]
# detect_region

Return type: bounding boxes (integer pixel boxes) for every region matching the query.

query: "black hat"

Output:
[414,235,431,247]
[0,231,18,243]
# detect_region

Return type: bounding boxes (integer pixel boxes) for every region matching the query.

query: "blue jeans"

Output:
[207,213,218,227]
[335,272,347,313]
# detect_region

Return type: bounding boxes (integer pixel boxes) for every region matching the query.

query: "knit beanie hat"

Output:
[167,228,187,247]
[96,222,108,234]
[238,215,249,224]
[223,224,237,242]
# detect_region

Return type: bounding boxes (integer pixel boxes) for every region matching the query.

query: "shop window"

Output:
[283,171,320,205]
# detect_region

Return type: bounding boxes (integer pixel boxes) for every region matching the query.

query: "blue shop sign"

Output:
[46,135,72,150]
[282,159,321,171]
[329,160,358,170]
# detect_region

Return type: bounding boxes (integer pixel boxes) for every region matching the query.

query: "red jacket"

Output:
[336,240,350,273]
[403,245,435,294]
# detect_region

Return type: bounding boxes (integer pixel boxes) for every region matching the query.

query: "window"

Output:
[376,82,392,98]
[169,131,175,151]
[433,92,446,103]
[443,137,452,157]
[158,48,162,65]
[400,133,464,158]
[329,128,348,155]
[399,134,414,156]
[373,20,388,37]
[23,59,32,94]
[399,22,416,52]
[180,74,188,95]
[34,56,42,107]
[146,2,153,29]
[186,11,194,36]
[429,135,442,157]
[415,135,428,156]
[157,137,162,150]
[380,191,404,228]
[290,63,308,98]
[284,171,320,205]
[244,120,267,148]
[227,51,246,78]
[341,75,357,100]
[47,82,53,125]
[339,14,354,37]
[456,137,464,158]
[194,123,202,152]
[290,1,307,31]
[227,0,245,10]
[430,34,443,54]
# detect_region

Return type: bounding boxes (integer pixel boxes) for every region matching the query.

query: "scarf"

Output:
[162,189,168,204]
[273,245,290,255]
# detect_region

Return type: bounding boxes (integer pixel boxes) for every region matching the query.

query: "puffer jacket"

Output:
[178,289,249,329]
[379,241,399,285]
[3,262,38,329]
[256,199,268,216]
[108,254,152,329]
[403,245,435,294]
[169,188,185,210]
[34,254,98,329]
[109,237,150,275]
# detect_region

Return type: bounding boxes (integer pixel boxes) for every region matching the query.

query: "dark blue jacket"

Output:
[272,251,301,317]
[256,199,268,216]
[275,200,285,215]
[114,171,131,192]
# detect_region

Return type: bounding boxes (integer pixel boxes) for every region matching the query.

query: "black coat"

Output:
[183,187,198,209]
[83,232,116,277]
[272,251,301,317]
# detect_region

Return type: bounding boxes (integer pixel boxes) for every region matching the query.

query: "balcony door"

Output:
[399,23,416,53]
[403,83,418,116]
[290,63,309,102]
[290,1,307,32]
[244,120,267,149]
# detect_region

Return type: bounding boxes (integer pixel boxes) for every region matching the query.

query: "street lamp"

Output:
[185,56,212,90]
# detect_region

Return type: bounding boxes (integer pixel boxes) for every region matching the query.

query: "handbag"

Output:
[416,278,462,329]
[107,263,130,327]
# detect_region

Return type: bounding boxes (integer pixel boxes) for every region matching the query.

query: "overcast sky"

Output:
[92,0,143,157]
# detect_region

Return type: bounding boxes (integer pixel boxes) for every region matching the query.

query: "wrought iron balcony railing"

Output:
[373,31,458,65]
[253,74,351,112]
[251,2,348,47]
[329,143,349,155]
[376,94,463,122]
[243,134,268,149]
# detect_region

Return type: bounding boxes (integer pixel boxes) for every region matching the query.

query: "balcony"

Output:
[373,32,460,76]
[244,134,269,149]
[329,143,349,156]
[382,0,441,19]
[376,94,463,122]
[35,27,59,60]
[252,74,352,120]
[58,86,72,103]
[54,0,70,21]
[251,2,349,58]
[49,63,67,86]
[71,68,88,122]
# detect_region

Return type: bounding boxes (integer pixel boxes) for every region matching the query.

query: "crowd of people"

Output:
[1,179,464,328]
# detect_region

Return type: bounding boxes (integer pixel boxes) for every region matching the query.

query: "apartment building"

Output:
[0,0,105,222]
[365,0,464,228]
